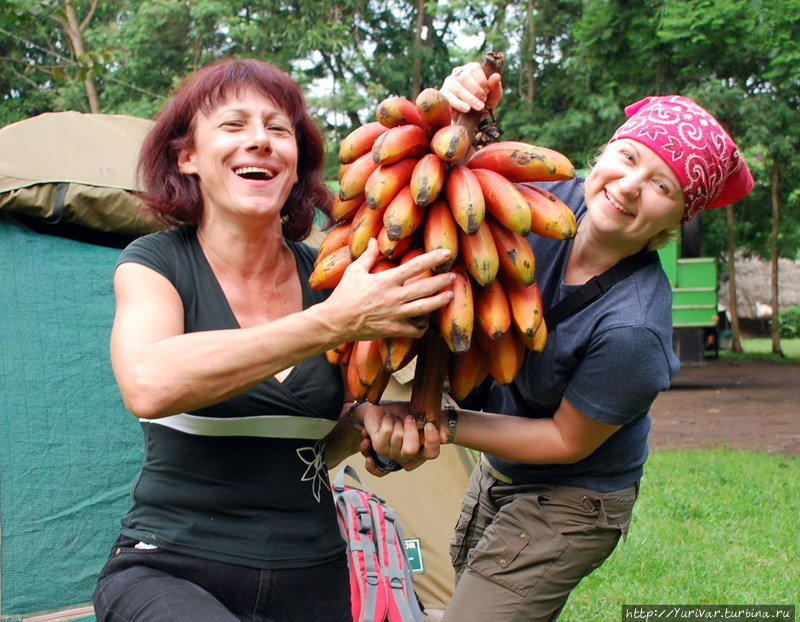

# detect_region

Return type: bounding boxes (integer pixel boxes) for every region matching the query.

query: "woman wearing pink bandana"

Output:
[369,64,754,621]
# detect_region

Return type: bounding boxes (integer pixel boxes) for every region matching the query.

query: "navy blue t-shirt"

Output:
[484,178,680,491]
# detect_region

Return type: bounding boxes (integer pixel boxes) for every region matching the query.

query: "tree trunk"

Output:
[410,0,425,100]
[769,158,784,356]
[63,0,101,114]
[725,204,743,353]
[520,0,536,103]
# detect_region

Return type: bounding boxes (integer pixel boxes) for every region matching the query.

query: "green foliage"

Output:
[778,307,800,339]
[1,0,798,267]
[560,448,799,620]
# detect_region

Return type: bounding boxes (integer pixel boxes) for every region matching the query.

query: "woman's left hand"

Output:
[357,402,442,476]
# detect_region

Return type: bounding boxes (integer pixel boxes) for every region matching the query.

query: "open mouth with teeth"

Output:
[605,190,633,216]
[234,166,276,181]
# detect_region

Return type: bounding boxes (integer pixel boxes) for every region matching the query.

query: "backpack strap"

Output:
[544,250,659,328]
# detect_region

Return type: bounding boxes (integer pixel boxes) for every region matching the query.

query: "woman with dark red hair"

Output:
[92,58,454,621]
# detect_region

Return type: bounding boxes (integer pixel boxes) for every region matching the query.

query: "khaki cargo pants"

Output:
[443,460,638,622]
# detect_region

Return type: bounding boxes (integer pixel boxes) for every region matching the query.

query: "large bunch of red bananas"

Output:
[309,88,577,405]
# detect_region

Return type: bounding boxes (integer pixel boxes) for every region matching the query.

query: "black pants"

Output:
[93,535,351,622]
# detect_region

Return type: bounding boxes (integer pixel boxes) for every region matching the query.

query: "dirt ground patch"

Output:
[648,357,800,456]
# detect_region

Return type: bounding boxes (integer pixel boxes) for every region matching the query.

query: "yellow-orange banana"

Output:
[438,265,474,354]
[415,88,453,134]
[309,245,353,290]
[502,276,544,341]
[400,248,433,331]
[372,124,430,165]
[339,151,380,201]
[376,96,427,130]
[467,140,575,182]
[364,157,418,210]
[349,200,386,258]
[487,215,536,286]
[379,336,417,372]
[410,153,447,207]
[331,193,364,222]
[444,165,485,235]
[515,183,577,240]
[315,223,351,267]
[476,328,525,385]
[471,168,532,236]
[423,198,458,272]
[430,124,471,162]
[377,226,414,259]
[474,278,512,340]
[383,186,425,241]
[530,318,548,353]
[347,339,391,402]
[458,219,499,287]
[447,344,489,402]
[339,121,390,164]
[326,341,353,366]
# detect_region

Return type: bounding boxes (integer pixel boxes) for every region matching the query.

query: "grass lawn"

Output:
[735,337,800,360]
[560,448,799,620]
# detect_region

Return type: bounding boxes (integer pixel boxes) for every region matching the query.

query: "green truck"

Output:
[658,236,720,364]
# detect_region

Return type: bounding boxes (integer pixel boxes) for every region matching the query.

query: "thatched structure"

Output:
[718,255,800,319]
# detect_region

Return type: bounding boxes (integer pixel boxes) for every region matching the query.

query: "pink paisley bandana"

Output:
[610,95,754,223]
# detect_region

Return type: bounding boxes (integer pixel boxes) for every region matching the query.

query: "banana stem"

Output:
[410,329,450,429]
[454,52,505,153]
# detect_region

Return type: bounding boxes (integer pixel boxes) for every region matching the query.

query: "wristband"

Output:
[444,403,458,444]
[344,401,365,430]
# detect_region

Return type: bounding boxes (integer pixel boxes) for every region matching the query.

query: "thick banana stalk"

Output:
[474,277,512,340]
[383,186,426,241]
[467,140,575,182]
[309,245,353,290]
[423,197,458,272]
[339,121,390,164]
[372,124,429,165]
[430,124,471,162]
[415,87,453,134]
[487,215,536,286]
[516,183,577,240]
[364,157,418,210]
[410,153,447,207]
[458,219,499,287]
[444,164,486,235]
[376,96,428,130]
[410,330,451,427]
[471,168,532,236]
[437,265,474,354]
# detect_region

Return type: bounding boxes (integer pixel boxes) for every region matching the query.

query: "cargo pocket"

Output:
[467,493,568,598]
[449,471,483,575]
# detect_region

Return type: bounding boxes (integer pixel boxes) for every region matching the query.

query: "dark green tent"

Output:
[0,111,162,621]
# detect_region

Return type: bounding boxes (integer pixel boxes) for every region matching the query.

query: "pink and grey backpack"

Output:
[332,465,425,622]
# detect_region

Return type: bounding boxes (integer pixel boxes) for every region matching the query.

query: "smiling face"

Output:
[583,139,685,250]
[177,86,299,225]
